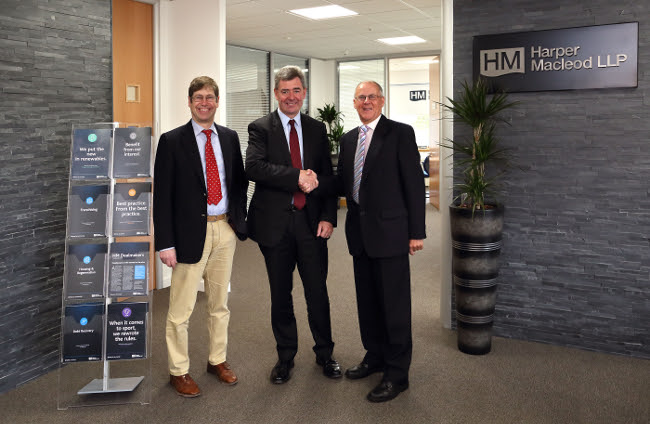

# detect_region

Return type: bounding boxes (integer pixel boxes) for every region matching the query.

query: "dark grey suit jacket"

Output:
[245,111,336,247]
[153,120,248,264]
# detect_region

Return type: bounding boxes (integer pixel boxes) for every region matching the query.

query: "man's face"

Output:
[188,87,219,127]
[274,77,306,118]
[353,82,385,124]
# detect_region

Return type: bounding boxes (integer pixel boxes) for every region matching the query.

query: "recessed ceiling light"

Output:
[377,36,426,45]
[289,5,358,20]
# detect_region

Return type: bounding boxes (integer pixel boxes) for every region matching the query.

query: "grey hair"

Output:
[275,66,306,90]
[356,80,384,96]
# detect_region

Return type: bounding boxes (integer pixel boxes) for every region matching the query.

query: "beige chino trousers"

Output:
[166,220,237,376]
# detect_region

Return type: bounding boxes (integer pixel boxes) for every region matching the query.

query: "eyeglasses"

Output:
[355,94,382,102]
[192,95,217,103]
[278,88,304,96]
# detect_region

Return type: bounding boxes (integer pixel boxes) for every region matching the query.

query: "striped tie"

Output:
[352,125,368,203]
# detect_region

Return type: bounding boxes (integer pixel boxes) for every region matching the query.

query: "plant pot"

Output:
[330,153,339,168]
[450,204,504,355]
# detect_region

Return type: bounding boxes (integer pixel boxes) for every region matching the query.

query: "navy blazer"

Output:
[245,111,336,247]
[153,120,248,264]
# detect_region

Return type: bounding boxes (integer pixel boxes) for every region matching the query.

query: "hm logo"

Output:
[480,47,525,77]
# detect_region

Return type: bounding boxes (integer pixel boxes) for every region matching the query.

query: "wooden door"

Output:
[112,0,153,125]
[112,0,156,288]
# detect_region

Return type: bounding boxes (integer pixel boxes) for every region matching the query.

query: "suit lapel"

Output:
[182,121,206,188]
[360,115,388,182]
[215,125,232,191]
[273,111,293,166]
[342,128,359,189]
[300,113,313,169]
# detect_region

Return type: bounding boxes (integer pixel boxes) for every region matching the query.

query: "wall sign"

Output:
[473,22,638,92]
[409,90,427,101]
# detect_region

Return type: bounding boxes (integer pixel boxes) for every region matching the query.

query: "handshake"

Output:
[298,169,319,194]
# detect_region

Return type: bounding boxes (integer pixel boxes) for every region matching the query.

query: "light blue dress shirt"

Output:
[191,120,229,216]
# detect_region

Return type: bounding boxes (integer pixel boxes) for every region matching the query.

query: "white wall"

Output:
[156,0,227,289]
[159,0,226,133]
[440,0,454,328]
[308,58,337,118]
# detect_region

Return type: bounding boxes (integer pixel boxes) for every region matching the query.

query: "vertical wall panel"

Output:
[0,0,112,393]
[453,0,649,357]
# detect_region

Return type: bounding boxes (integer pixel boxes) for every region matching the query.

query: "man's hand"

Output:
[159,248,177,269]
[299,169,318,193]
[316,221,334,239]
[409,239,424,255]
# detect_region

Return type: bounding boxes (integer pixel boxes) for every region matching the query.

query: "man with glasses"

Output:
[154,76,248,397]
[326,81,425,402]
[246,65,341,384]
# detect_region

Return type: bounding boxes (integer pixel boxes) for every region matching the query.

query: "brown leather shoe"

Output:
[169,373,201,397]
[207,361,238,385]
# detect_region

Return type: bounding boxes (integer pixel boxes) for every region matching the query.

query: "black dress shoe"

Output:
[316,357,342,379]
[270,360,294,384]
[367,380,409,403]
[344,362,383,380]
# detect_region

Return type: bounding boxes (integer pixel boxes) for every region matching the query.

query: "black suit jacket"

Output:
[153,120,248,264]
[336,115,426,258]
[245,111,336,247]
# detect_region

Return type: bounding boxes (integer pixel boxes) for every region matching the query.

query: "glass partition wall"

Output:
[337,55,439,207]
[271,53,309,115]
[337,59,385,132]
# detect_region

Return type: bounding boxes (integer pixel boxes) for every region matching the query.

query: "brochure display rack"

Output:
[58,123,154,409]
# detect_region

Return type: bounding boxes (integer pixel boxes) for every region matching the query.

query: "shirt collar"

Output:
[360,114,382,132]
[191,120,216,137]
[277,109,301,129]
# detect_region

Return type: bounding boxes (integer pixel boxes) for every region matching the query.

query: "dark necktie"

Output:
[289,119,305,210]
[202,129,223,205]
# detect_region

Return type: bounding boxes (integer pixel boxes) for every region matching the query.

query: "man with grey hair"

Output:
[322,80,425,402]
[246,66,341,384]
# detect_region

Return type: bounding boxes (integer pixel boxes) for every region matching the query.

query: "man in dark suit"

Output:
[246,66,341,384]
[334,81,426,402]
[153,76,248,397]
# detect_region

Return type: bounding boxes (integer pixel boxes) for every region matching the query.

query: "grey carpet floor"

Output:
[1,206,649,423]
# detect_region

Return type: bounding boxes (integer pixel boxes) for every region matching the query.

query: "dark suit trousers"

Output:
[352,250,413,384]
[259,209,334,362]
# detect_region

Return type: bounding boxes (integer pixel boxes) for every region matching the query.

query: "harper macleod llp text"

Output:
[530,45,627,71]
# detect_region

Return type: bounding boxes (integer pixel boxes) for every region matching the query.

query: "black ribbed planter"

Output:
[450,204,504,355]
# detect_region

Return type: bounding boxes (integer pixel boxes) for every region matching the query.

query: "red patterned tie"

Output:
[289,120,305,210]
[202,129,223,205]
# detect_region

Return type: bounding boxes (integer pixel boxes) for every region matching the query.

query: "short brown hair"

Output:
[274,66,306,90]
[188,76,219,98]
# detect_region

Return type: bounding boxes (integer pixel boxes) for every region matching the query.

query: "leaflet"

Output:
[113,127,152,178]
[62,303,104,362]
[106,302,148,360]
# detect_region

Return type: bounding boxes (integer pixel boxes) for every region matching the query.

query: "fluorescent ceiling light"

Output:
[377,36,426,45]
[289,5,358,20]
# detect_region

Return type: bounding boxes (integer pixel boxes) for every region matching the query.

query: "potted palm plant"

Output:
[442,78,518,355]
[316,103,344,164]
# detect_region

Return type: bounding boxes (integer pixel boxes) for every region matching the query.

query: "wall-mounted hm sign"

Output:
[473,22,638,92]
[410,90,427,101]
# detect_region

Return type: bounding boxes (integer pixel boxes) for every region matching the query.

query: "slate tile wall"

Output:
[453,1,649,357]
[0,0,112,393]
